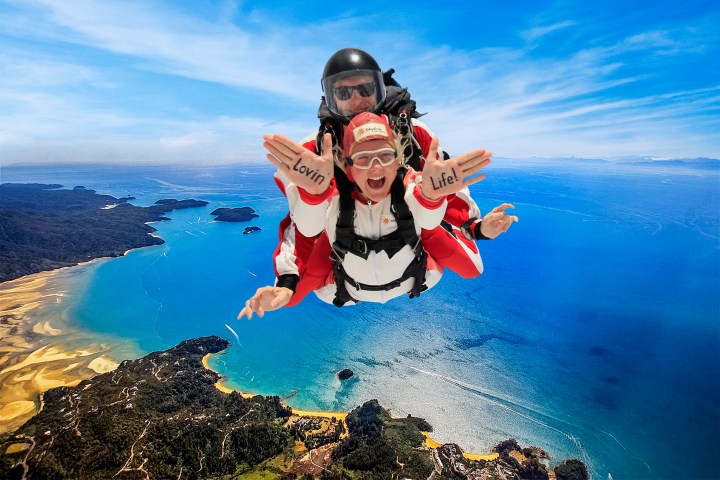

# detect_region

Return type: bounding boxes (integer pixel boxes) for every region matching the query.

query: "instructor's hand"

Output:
[480,203,518,239]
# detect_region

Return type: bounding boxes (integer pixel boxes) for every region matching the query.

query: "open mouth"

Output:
[367,176,386,190]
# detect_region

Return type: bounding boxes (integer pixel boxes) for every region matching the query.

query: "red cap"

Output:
[342,112,395,158]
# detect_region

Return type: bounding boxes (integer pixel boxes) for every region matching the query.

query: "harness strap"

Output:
[332,168,355,258]
[333,252,427,294]
[389,172,423,258]
[346,234,407,260]
[332,261,359,307]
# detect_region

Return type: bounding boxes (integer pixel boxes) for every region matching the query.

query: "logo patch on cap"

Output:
[352,123,388,144]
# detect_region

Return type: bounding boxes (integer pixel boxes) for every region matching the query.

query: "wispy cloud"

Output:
[0,0,718,164]
[411,9,720,159]
[521,20,576,42]
[7,0,323,101]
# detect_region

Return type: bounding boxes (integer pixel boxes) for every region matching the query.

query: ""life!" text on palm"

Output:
[420,137,492,201]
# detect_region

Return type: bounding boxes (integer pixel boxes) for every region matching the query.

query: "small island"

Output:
[337,368,355,380]
[243,226,262,234]
[211,206,259,222]
[0,337,589,479]
[0,184,209,282]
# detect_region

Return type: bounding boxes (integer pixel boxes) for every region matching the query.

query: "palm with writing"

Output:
[421,137,492,201]
[264,133,334,195]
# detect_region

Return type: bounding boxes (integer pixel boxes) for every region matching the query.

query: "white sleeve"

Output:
[404,175,447,230]
[275,169,330,237]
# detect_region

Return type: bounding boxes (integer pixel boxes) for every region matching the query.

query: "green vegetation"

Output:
[0,337,589,479]
[0,337,290,480]
[0,183,208,282]
[211,206,259,222]
[555,459,590,480]
[493,438,551,480]
[331,400,435,478]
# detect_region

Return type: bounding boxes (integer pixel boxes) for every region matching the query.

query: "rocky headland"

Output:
[0,183,208,282]
[0,336,588,479]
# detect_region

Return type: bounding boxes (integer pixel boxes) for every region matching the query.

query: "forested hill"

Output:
[0,336,589,479]
[0,183,208,282]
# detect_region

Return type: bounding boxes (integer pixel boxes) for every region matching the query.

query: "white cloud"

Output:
[6,0,324,101]
[0,0,718,164]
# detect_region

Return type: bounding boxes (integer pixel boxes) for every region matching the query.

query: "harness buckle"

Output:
[331,245,346,262]
[346,276,361,291]
[412,237,423,258]
[355,239,368,255]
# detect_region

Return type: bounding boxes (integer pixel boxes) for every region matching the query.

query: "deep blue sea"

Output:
[2,160,719,479]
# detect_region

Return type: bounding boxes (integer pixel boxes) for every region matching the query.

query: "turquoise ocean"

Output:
[2,160,718,479]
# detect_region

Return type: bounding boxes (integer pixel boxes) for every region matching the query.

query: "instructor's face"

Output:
[333,75,378,116]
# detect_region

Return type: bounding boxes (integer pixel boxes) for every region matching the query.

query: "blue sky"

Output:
[1,0,718,165]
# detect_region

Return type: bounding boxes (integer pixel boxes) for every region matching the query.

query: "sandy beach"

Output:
[2,269,498,463]
[1,264,497,462]
[0,269,120,434]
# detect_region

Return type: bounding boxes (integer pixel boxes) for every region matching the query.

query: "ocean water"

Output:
[2,161,718,479]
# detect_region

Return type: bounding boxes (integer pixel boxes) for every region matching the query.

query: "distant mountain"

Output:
[496,156,612,165]
[496,155,719,169]
[0,183,208,282]
[612,156,720,168]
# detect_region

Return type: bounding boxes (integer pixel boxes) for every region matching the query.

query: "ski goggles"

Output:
[333,82,377,101]
[348,147,397,169]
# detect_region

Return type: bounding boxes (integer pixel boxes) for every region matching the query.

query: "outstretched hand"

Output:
[264,133,334,195]
[237,286,293,320]
[480,203,518,239]
[421,137,492,201]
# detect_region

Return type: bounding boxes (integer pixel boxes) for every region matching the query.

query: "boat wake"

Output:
[408,366,594,469]
[224,323,242,347]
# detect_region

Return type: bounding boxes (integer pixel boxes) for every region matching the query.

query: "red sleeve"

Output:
[443,195,472,228]
[302,139,318,152]
[297,179,336,205]
[285,232,334,307]
[421,225,483,279]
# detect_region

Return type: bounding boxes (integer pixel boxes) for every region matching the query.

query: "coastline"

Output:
[0,199,181,435]
[202,353,498,461]
[0,265,122,434]
[3,263,499,463]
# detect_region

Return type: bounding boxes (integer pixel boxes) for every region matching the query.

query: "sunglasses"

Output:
[333,82,376,101]
[348,148,397,169]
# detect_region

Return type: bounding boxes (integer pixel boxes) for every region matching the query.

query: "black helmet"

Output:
[321,48,386,120]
